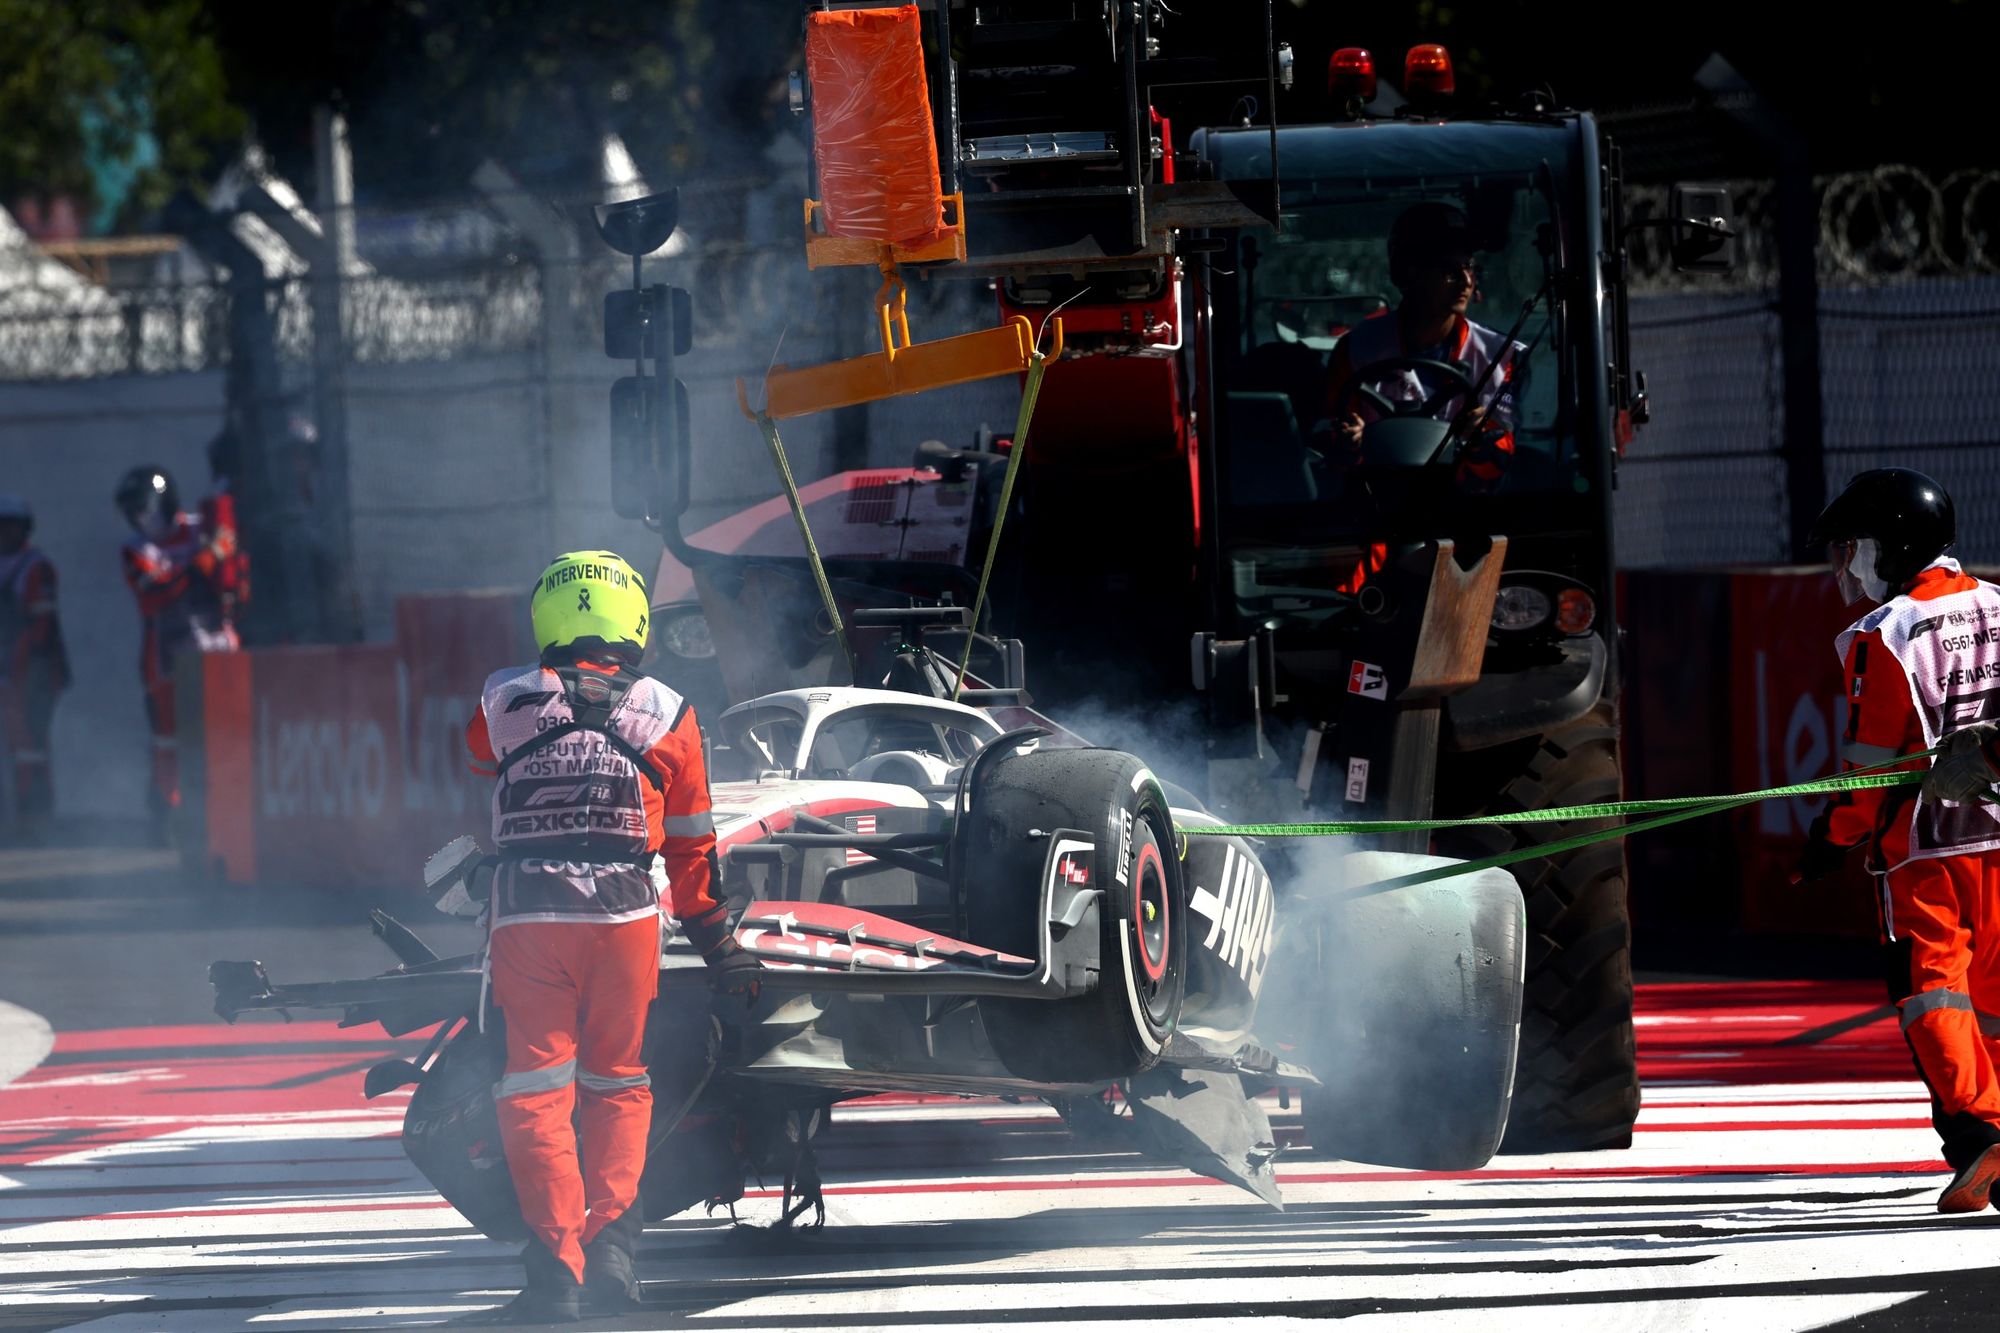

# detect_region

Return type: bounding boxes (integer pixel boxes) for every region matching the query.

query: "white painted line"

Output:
[0,999,53,1087]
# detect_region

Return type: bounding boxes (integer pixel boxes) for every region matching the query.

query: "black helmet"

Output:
[1388,201,1476,289]
[1806,467,1956,588]
[207,429,242,482]
[115,466,179,530]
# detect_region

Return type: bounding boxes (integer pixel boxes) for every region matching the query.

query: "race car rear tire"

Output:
[401,1025,529,1243]
[966,747,1188,1083]
[1436,701,1640,1152]
[1298,855,1525,1170]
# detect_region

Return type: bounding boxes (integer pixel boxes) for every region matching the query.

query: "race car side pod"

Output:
[1184,749,1938,898]
[772,812,952,882]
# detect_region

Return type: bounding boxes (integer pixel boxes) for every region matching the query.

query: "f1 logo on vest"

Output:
[1347,660,1389,700]
[506,691,557,713]
[524,782,590,808]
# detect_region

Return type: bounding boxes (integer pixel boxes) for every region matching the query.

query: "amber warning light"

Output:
[1405,44,1455,98]
[1328,47,1378,103]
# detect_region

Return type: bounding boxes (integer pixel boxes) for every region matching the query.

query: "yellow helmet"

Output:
[530,550,650,663]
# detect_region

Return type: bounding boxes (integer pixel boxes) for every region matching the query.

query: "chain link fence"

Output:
[1617,164,2000,568]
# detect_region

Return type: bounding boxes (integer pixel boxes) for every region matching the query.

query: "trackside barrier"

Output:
[1624,566,1996,941]
[177,592,530,888]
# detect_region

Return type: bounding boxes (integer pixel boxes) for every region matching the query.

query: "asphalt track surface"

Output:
[3,851,1997,1330]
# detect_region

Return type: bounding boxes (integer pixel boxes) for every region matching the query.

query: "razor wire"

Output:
[1621,165,2000,294]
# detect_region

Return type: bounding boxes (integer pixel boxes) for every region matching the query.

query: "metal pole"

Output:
[164,189,290,645]
[312,105,362,640]
[1697,56,1826,561]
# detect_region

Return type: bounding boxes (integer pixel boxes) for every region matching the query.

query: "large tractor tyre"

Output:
[1298,853,1525,1170]
[966,747,1189,1083]
[1437,701,1639,1152]
[401,1025,528,1243]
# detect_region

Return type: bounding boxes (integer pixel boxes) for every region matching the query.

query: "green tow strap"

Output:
[753,411,855,679]
[1179,765,1927,838]
[1177,751,1937,896]
[954,352,1050,700]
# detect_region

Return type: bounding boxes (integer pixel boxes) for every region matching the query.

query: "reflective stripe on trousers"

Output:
[1900,987,2000,1037]
[494,1059,576,1098]
[577,1068,651,1093]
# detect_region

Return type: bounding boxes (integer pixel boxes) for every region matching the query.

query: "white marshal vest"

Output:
[480,663,684,926]
[1836,560,2000,866]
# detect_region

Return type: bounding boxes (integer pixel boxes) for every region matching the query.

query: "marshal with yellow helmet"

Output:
[529,550,652,666]
[439,547,746,1319]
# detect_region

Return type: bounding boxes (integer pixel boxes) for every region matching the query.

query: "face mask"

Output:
[1833,537,1891,605]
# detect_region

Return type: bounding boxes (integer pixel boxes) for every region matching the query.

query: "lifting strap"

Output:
[953,347,1051,699]
[750,411,857,680]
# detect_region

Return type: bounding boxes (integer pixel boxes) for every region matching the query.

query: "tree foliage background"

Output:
[0,0,244,229]
[204,0,802,206]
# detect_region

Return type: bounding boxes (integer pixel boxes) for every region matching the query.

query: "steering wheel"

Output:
[1329,356,1477,423]
[1328,357,1479,470]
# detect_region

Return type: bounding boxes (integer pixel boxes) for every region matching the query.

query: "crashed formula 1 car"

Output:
[212,681,1526,1234]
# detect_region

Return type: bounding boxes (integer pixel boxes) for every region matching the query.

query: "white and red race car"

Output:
[212,686,1525,1235]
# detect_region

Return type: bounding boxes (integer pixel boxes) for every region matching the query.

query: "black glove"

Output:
[1790,813,1851,886]
[1925,723,2000,805]
[680,904,733,955]
[680,905,763,998]
[702,935,764,1000]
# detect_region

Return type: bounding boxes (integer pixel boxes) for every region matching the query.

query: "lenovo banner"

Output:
[188,593,526,890]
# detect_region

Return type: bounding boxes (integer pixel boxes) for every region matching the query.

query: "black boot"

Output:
[1939,1142,2000,1213]
[582,1208,645,1313]
[495,1237,585,1325]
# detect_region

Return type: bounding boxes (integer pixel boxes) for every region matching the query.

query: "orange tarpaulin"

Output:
[805,5,946,248]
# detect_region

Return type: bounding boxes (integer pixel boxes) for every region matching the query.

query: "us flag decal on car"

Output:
[846,813,877,866]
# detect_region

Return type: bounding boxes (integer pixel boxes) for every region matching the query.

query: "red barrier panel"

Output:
[202,652,256,883]
[249,645,409,886]
[395,591,528,835]
[1627,565,1999,944]
[1726,569,1878,939]
[190,593,530,890]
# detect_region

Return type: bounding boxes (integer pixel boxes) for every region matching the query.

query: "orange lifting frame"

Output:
[736,5,1052,421]
[804,194,967,270]
[738,261,1063,421]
